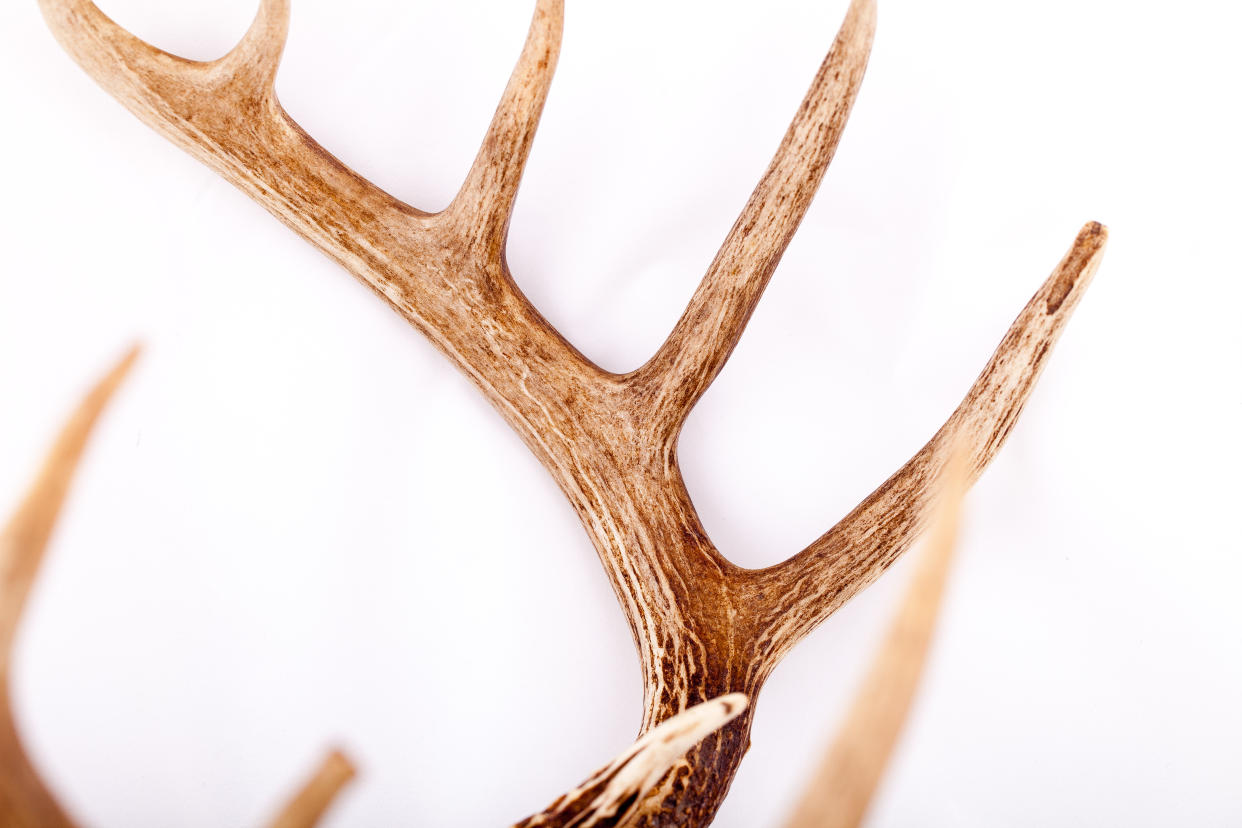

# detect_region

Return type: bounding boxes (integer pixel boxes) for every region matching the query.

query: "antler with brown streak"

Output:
[35,0,1107,823]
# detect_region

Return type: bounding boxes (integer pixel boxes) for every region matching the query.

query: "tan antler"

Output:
[0,349,138,828]
[36,0,1107,823]
[0,351,362,828]
[265,750,357,828]
[783,449,968,828]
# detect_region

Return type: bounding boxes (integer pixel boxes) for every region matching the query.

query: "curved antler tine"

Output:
[448,0,565,249]
[218,0,292,93]
[514,694,748,828]
[636,0,877,435]
[756,222,1107,658]
[265,748,356,828]
[782,448,966,828]
[0,345,139,828]
[0,345,140,656]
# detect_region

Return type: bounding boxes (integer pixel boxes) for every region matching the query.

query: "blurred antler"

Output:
[0,347,138,828]
[266,750,357,828]
[0,351,358,828]
[783,450,967,828]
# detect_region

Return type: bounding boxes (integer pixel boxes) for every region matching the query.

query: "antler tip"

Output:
[846,0,879,36]
[319,747,357,781]
[1042,220,1108,316]
[97,343,142,396]
[1080,219,1108,245]
[717,692,750,718]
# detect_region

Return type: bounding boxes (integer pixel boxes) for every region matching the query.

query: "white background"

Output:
[1,0,1239,825]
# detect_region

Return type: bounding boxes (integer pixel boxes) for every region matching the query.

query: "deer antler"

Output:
[0,351,746,827]
[36,0,1107,823]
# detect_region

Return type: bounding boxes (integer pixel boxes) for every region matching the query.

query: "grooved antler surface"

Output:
[33,0,1107,823]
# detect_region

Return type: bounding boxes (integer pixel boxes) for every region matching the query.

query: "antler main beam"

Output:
[36,0,1106,823]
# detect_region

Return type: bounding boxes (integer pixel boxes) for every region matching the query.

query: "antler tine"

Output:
[634,0,876,435]
[754,222,1107,660]
[516,694,748,828]
[782,447,966,828]
[265,748,357,828]
[448,0,564,250]
[1,346,139,828]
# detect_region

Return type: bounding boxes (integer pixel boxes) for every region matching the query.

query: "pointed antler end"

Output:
[266,747,357,828]
[1045,221,1108,315]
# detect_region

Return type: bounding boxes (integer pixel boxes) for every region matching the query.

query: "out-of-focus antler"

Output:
[0,348,139,828]
[0,350,359,828]
[35,0,1107,822]
[783,450,967,828]
[265,750,357,828]
[0,352,744,828]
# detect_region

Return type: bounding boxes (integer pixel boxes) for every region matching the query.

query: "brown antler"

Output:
[36,0,1107,823]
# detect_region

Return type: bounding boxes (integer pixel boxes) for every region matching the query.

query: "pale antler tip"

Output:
[852,0,879,20]
[532,0,565,57]
[89,344,142,404]
[318,747,357,781]
[539,0,566,22]
[716,692,750,718]
[844,0,879,41]
[265,747,358,828]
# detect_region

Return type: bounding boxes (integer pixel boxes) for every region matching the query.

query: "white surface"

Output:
[1,0,1239,825]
